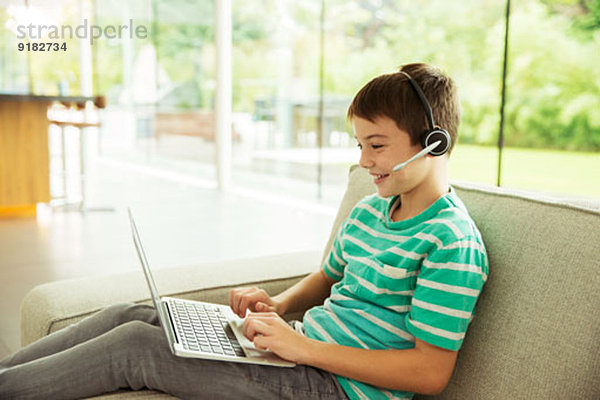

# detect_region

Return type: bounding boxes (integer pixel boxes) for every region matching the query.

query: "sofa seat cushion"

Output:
[21,251,321,346]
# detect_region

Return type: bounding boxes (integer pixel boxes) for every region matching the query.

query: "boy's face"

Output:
[353,116,430,198]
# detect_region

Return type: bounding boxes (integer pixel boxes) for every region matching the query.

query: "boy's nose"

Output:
[359,151,374,169]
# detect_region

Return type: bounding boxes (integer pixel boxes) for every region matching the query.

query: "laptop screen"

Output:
[128,208,172,338]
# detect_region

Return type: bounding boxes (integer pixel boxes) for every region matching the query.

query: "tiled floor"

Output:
[0,150,349,358]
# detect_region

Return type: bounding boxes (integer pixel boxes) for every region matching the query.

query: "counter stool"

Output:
[48,96,112,212]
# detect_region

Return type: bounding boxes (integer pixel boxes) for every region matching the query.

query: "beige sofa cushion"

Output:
[327,165,600,399]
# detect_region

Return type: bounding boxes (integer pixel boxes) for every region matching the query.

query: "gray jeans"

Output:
[0,303,348,399]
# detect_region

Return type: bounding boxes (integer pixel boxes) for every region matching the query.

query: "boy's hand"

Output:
[243,312,311,364]
[229,286,281,318]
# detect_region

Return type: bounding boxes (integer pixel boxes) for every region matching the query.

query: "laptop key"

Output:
[234,348,245,357]
[200,345,211,353]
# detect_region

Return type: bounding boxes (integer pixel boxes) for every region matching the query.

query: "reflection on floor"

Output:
[0,152,347,358]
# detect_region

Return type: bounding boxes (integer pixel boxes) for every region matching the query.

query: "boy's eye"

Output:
[356,144,384,150]
[356,143,385,150]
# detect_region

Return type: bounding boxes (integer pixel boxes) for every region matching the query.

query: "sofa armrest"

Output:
[21,250,320,346]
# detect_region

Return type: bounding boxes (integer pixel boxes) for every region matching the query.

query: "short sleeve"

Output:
[321,219,349,281]
[405,238,488,350]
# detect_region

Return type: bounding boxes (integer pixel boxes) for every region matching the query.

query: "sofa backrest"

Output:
[322,165,600,399]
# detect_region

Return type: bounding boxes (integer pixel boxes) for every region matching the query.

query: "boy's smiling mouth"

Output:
[371,173,390,185]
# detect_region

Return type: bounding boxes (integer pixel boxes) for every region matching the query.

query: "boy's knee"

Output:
[102,321,168,390]
[101,303,156,326]
[111,321,167,359]
[115,319,150,338]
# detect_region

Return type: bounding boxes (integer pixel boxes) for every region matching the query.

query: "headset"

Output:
[398,70,451,157]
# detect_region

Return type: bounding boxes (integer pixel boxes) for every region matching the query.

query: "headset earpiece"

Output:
[422,128,451,156]
[399,70,451,157]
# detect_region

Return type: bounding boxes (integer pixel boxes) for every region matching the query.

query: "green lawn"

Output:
[449,145,600,199]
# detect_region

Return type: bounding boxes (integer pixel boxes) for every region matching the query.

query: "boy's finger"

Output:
[230,287,250,314]
[239,291,268,316]
[243,318,271,340]
[253,334,269,351]
[238,293,256,317]
[236,289,256,317]
[229,289,241,313]
[256,302,269,312]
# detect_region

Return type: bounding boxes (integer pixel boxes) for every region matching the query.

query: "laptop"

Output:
[128,208,295,367]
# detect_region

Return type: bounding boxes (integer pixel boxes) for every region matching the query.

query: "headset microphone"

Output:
[392,140,441,172]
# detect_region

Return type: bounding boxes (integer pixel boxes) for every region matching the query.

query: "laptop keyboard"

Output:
[168,299,246,358]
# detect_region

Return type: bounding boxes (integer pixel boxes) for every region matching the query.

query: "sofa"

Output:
[21,165,600,399]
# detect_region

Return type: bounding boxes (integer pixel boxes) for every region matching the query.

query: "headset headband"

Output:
[399,71,436,131]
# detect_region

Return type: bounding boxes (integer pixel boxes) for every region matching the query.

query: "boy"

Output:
[0,63,487,399]
[231,62,488,399]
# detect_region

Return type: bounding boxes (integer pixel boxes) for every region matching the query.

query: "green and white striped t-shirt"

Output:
[302,188,488,400]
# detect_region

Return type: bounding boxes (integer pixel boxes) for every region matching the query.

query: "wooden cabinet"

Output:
[0,95,97,216]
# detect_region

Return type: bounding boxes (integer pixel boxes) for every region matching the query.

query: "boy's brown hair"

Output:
[347,63,460,154]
